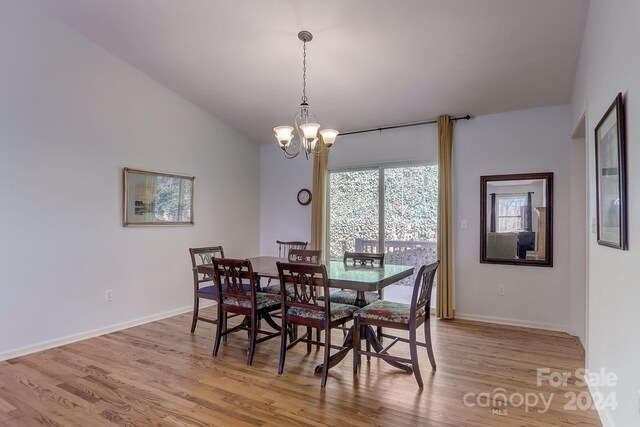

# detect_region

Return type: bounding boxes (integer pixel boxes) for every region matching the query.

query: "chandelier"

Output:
[273,31,338,159]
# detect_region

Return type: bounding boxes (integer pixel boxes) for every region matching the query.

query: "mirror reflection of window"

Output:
[497,194,526,232]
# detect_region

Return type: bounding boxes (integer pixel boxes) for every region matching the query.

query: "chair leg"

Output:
[316,328,321,350]
[366,340,371,362]
[278,320,288,374]
[222,311,228,343]
[321,327,331,388]
[353,319,360,375]
[190,296,199,333]
[409,327,423,388]
[424,317,436,369]
[306,327,312,353]
[377,289,384,342]
[213,306,224,357]
[247,315,258,366]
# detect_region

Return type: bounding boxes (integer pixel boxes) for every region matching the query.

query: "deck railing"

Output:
[353,238,437,286]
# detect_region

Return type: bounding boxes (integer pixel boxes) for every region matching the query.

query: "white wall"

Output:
[570,1,640,425]
[260,105,582,333]
[259,145,313,255]
[454,106,573,331]
[568,137,587,345]
[0,0,260,359]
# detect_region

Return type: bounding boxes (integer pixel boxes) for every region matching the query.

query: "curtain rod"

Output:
[339,114,471,137]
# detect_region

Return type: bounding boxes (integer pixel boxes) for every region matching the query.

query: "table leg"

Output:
[314,326,354,373]
[364,326,413,372]
[354,290,366,307]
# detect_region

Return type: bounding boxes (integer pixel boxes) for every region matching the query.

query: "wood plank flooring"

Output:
[0,308,602,426]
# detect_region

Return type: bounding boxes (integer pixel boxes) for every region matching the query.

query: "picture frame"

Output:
[595,93,627,249]
[123,168,195,227]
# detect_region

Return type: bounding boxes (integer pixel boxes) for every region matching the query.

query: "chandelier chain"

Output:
[302,41,307,104]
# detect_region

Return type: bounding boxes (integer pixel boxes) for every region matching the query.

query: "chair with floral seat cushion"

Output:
[264,249,323,349]
[325,252,386,306]
[353,261,439,388]
[263,249,322,296]
[188,246,225,333]
[276,261,357,387]
[321,252,386,345]
[211,258,282,365]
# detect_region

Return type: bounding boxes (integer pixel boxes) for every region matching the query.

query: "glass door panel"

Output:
[383,165,438,304]
[328,169,379,261]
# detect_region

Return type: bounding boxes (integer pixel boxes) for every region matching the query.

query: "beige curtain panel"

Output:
[310,143,328,260]
[437,115,455,319]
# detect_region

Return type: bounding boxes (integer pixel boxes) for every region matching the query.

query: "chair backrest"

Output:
[343,251,385,267]
[189,246,225,284]
[276,240,308,258]
[211,257,256,306]
[410,261,440,318]
[288,249,321,264]
[276,262,329,320]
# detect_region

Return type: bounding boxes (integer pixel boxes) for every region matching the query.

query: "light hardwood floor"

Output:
[0,308,601,426]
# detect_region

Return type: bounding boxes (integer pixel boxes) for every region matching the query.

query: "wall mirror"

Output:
[480,172,553,267]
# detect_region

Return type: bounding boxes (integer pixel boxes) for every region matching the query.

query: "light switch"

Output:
[591,217,597,234]
[461,219,468,230]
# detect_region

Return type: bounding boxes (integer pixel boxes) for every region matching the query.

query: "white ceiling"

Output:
[29,0,589,144]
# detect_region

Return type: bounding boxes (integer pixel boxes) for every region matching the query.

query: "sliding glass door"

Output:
[328,164,438,305]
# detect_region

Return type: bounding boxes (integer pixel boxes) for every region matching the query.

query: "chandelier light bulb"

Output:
[273,126,294,147]
[319,129,339,147]
[300,123,320,142]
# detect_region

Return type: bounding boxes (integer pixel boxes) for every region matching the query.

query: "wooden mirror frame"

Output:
[480,172,554,267]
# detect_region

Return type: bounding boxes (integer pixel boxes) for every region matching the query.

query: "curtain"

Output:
[436,115,455,319]
[490,193,497,233]
[310,142,328,260]
[525,192,533,231]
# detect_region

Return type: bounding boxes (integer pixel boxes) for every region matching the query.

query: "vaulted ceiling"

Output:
[29,0,589,143]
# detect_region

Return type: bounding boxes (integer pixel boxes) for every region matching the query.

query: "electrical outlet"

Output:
[498,285,506,296]
[105,289,113,302]
[461,219,468,230]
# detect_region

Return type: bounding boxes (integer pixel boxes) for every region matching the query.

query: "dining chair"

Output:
[276,261,357,387]
[277,240,308,257]
[353,261,439,388]
[325,252,386,306]
[210,257,282,365]
[288,249,321,264]
[264,240,310,289]
[188,246,225,333]
[264,249,322,347]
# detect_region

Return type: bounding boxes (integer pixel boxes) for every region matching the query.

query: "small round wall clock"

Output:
[297,188,312,206]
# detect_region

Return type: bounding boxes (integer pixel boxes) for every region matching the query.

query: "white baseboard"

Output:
[0,301,214,362]
[454,312,568,333]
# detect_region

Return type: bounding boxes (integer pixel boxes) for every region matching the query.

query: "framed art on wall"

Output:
[595,93,627,249]
[123,168,195,226]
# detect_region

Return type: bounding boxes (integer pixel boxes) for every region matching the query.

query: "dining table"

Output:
[198,256,415,373]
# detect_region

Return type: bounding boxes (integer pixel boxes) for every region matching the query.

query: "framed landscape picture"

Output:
[595,93,627,249]
[123,168,195,226]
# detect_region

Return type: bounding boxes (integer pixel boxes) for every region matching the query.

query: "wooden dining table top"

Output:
[198,256,414,292]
